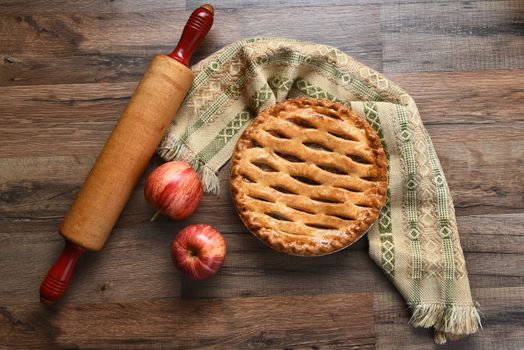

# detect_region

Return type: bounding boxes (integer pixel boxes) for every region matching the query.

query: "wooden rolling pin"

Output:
[40,4,214,304]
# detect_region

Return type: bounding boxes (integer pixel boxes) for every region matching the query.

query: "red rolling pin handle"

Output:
[40,4,214,304]
[169,4,214,66]
[40,241,86,304]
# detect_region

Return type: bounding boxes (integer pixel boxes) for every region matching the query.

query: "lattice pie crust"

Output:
[230,98,388,256]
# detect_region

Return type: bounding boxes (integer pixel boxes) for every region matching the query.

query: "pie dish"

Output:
[230,97,388,256]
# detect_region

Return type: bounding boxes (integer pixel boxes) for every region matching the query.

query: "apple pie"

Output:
[230,98,388,256]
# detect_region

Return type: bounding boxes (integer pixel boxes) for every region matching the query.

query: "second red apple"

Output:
[171,224,226,280]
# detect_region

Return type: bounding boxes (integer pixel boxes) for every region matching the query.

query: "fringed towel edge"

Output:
[409,303,482,344]
[158,141,220,195]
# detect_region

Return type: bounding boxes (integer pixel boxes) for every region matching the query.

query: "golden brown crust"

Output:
[230,97,388,256]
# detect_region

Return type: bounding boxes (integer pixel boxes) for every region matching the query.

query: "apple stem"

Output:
[150,211,161,222]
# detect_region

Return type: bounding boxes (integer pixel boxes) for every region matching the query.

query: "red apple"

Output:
[144,161,203,220]
[171,224,226,280]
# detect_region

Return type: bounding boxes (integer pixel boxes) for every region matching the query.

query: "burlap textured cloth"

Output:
[159,37,481,343]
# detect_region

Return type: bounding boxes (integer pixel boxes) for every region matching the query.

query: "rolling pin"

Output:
[40,4,215,304]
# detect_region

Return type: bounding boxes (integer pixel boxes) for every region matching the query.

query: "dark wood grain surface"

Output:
[1,1,523,349]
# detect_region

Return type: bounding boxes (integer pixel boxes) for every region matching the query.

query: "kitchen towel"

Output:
[158,37,481,344]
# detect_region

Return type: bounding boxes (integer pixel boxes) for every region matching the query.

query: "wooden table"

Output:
[1,1,522,349]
